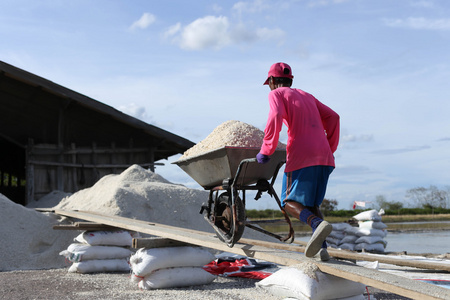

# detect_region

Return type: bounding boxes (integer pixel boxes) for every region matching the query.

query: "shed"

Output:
[0,61,195,205]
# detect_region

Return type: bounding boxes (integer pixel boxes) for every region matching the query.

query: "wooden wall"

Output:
[26,140,159,202]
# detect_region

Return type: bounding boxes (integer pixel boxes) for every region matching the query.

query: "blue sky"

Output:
[1,0,449,210]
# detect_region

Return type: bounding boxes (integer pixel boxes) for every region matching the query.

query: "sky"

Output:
[1,0,450,210]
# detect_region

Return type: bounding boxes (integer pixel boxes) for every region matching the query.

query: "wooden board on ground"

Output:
[53,221,122,231]
[132,237,193,249]
[242,238,450,273]
[51,209,450,300]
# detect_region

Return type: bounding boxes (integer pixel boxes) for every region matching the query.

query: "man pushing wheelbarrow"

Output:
[256,62,340,261]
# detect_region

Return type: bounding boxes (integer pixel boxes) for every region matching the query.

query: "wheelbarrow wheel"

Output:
[214,192,245,246]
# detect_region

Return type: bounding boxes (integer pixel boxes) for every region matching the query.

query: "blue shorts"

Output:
[281,166,334,208]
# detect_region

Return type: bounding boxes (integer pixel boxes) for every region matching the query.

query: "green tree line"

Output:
[246,185,450,219]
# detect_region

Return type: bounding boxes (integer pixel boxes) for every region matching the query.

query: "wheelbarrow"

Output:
[173,146,295,247]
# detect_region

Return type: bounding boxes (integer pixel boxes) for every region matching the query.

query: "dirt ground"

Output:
[0,268,413,300]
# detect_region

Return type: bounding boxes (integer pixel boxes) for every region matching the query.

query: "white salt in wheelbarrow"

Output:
[173,146,295,247]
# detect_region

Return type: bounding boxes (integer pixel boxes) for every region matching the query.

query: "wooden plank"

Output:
[53,224,83,230]
[27,160,163,169]
[52,222,121,231]
[132,237,192,249]
[50,209,450,300]
[242,238,450,272]
[74,222,121,230]
[44,208,449,271]
[35,208,55,213]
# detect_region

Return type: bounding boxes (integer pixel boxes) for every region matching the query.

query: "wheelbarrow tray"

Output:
[173,146,286,189]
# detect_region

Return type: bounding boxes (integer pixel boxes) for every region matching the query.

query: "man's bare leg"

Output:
[284,201,332,258]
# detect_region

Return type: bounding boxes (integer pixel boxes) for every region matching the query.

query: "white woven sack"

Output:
[325,237,340,247]
[331,222,352,231]
[340,235,358,244]
[328,230,345,240]
[74,230,133,246]
[344,226,359,236]
[355,235,385,245]
[129,246,215,277]
[257,263,365,300]
[354,242,385,252]
[352,209,382,222]
[358,220,388,230]
[338,243,355,251]
[355,228,387,237]
[68,259,130,273]
[337,295,366,300]
[138,267,215,289]
[60,243,132,262]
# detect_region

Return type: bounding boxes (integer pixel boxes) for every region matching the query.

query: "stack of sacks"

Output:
[352,209,388,252]
[338,226,360,251]
[326,223,353,249]
[257,262,366,300]
[60,230,134,273]
[326,210,388,253]
[129,246,216,289]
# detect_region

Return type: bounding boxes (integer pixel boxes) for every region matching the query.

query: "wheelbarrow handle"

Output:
[240,158,257,164]
[232,158,258,187]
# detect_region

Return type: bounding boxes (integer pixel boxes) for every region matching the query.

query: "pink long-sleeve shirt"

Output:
[260,87,340,173]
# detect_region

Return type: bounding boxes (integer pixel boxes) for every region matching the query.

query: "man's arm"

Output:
[315,99,340,153]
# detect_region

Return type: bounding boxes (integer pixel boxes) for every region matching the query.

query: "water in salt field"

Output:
[295,222,450,254]
[383,230,450,254]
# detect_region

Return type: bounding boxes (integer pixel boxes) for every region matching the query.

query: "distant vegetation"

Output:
[246,207,450,220]
[246,185,450,220]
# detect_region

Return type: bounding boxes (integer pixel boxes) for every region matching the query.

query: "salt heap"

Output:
[179,120,286,160]
[0,194,76,271]
[53,164,214,233]
[54,164,274,243]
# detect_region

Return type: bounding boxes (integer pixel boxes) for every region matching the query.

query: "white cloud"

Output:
[307,0,350,7]
[179,16,231,50]
[232,0,270,14]
[342,134,374,143]
[372,145,431,155]
[164,16,286,50]
[411,1,435,8]
[211,4,223,13]
[256,27,286,42]
[383,17,450,30]
[118,103,148,121]
[130,13,156,30]
[163,22,181,39]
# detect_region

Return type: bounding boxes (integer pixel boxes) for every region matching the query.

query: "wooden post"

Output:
[25,138,35,204]
[57,107,64,191]
[149,147,155,172]
[111,142,117,174]
[128,138,134,168]
[91,142,97,181]
[71,143,78,191]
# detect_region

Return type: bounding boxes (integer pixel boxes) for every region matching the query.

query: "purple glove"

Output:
[256,152,270,164]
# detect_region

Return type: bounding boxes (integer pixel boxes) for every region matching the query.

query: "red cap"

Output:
[263,62,294,85]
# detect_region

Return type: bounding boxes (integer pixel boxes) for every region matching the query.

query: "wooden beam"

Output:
[42,208,450,271]
[25,138,35,204]
[240,238,450,273]
[53,221,121,231]
[132,237,192,249]
[27,160,163,169]
[50,209,450,300]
